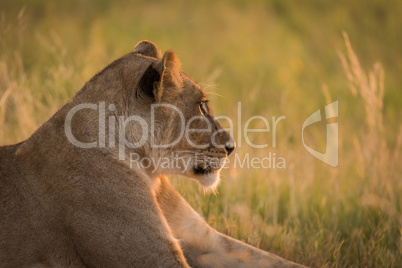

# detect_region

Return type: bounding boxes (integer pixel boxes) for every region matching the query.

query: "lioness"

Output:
[0,41,305,267]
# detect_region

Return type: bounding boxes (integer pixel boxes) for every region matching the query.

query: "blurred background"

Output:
[1,0,401,267]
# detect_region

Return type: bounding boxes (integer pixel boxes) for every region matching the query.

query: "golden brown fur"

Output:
[0,40,305,267]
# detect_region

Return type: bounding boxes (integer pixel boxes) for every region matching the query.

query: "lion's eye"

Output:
[199,101,208,116]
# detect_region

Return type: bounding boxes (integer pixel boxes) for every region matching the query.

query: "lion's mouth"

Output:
[193,156,225,175]
[193,165,213,175]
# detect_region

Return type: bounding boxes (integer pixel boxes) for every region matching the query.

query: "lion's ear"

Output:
[133,40,161,58]
[152,50,183,103]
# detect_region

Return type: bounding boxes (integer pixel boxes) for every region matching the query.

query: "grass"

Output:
[1,0,401,267]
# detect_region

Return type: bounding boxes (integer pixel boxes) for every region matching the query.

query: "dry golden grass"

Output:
[1,1,401,267]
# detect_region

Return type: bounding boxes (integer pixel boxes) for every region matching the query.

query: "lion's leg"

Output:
[155,175,305,268]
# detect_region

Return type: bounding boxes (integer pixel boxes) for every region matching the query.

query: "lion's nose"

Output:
[224,138,235,156]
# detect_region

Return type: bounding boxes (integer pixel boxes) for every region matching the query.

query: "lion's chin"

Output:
[195,171,221,191]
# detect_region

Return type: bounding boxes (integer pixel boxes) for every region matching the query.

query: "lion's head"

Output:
[67,41,234,189]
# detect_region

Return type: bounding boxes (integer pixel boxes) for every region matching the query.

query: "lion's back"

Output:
[0,143,32,264]
[0,142,32,233]
[0,143,24,197]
